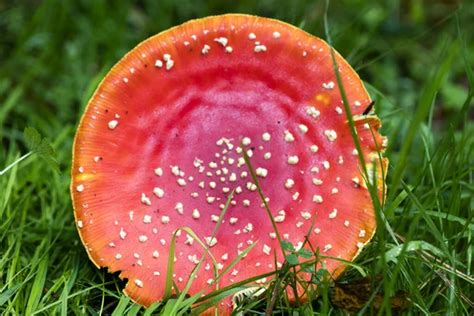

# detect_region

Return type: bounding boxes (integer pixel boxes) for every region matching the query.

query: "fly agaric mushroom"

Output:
[71,14,387,314]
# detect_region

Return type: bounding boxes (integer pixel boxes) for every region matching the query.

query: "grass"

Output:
[1,0,473,314]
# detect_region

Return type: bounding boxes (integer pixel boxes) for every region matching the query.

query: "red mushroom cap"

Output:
[71,14,387,314]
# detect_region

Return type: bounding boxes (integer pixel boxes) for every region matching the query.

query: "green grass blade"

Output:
[25,257,48,314]
[388,43,457,199]
[112,296,132,316]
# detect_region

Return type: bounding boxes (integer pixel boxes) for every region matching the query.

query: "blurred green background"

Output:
[0,0,472,314]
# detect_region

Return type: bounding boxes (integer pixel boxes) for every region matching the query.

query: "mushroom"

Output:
[71,14,387,314]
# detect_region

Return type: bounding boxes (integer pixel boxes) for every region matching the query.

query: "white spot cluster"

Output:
[274,210,286,223]
[262,244,271,255]
[284,178,295,189]
[134,279,144,288]
[324,130,337,142]
[153,187,165,198]
[254,44,267,53]
[287,155,299,165]
[201,44,211,55]
[108,120,118,130]
[154,167,163,176]
[214,37,228,47]
[306,106,320,119]
[205,237,217,247]
[154,59,163,68]
[322,81,335,90]
[298,124,308,134]
[284,130,295,142]
[141,193,151,206]
[165,56,175,70]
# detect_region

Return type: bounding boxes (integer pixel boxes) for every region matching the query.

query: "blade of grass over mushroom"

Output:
[197,253,366,314]
[182,242,258,314]
[209,190,235,284]
[169,241,260,314]
[367,126,399,245]
[328,48,381,208]
[241,150,304,315]
[325,0,386,211]
[190,286,254,315]
[296,255,367,278]
[167,191,235,314]
[325,6,395,312]
[327,27,394,287]
[163,227,218,300]
[196,272,278,303]
[242,146,284,256]
[215,242,258,285]
[181,242,258,314]
[192,271,278,314]
[269,210,323,313]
